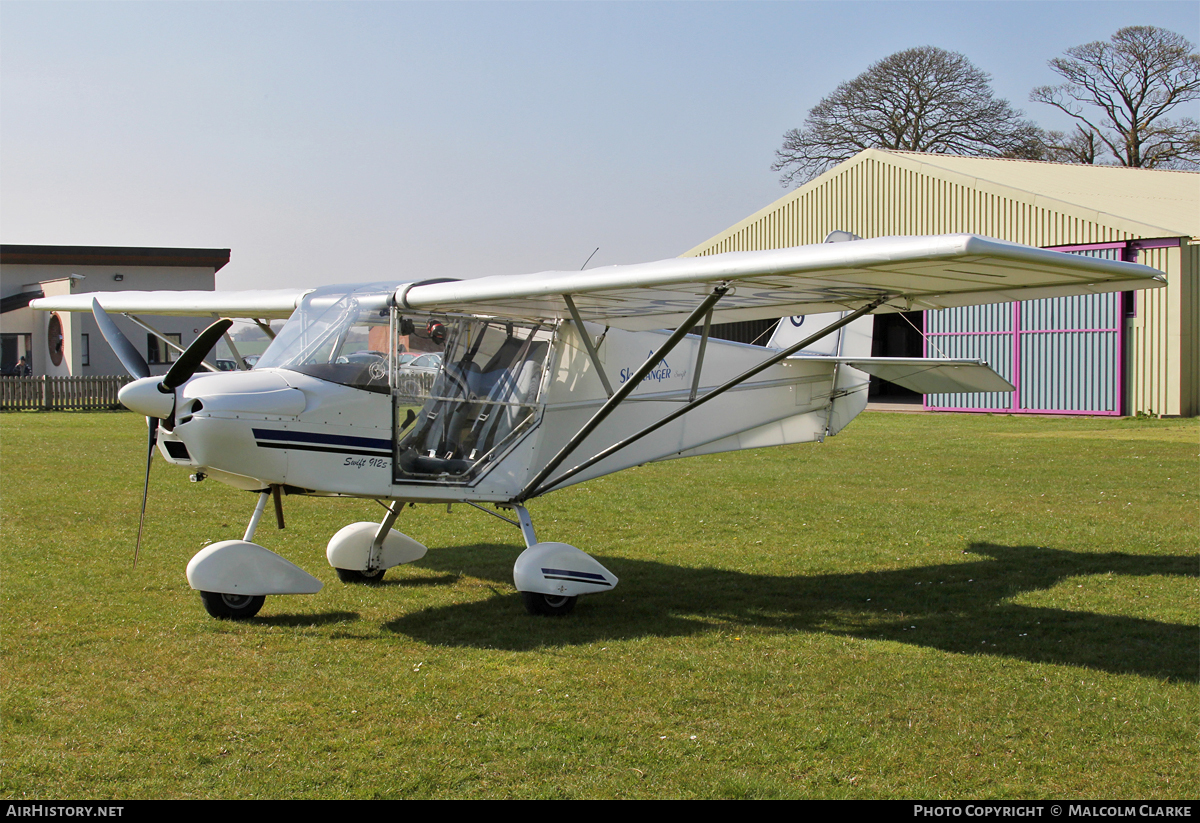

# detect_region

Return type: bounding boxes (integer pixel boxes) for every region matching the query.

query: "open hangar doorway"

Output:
[869,311,924,402]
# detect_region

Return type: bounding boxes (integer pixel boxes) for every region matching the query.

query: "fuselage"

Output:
[120,284,867,504]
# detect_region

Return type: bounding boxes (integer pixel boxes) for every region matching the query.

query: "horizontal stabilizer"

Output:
[789,356,1015,394]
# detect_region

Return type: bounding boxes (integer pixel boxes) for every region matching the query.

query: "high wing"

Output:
[398,234,1165,330]
[30,235,1164,329]
[30,288,309,319]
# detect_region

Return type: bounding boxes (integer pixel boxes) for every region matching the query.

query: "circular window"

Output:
[47,313,64,367]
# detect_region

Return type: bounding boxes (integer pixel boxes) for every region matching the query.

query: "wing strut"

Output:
[520,293,892,500]
[518,285,730,501]
[122,314,221,373]
[563,294,614,398]
[213,313,248,370]
[689,306,715,403]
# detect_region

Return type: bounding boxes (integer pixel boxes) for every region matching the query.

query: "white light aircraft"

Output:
[33,233,1164,620]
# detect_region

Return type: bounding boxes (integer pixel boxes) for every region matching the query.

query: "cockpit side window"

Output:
[393,317,552,484]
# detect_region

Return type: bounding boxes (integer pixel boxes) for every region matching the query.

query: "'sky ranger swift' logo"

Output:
[618,352,681,385]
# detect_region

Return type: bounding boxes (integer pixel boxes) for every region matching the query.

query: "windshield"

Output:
[256,284,394,393]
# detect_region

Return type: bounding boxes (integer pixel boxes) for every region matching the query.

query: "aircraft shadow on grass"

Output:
[381,542,1198,682]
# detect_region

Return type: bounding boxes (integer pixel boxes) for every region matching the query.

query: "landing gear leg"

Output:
[243,489,271,542]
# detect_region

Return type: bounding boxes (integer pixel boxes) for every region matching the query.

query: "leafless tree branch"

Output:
[773,46,1045,187]
[1030,26,1200,168]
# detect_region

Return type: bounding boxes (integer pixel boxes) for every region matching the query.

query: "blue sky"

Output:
[2,1,1196,290]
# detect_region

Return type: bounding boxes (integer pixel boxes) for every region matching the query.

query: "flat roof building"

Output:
[0,245,229,377]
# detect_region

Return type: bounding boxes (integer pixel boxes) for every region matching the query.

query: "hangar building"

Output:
[685,150,1197,417]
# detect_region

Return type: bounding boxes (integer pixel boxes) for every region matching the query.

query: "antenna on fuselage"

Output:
[580,247,599,270]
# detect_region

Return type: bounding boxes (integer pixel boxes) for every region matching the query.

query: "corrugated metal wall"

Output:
[685,154,1191,416]
[924,252,1123,415]
[1127,243,1196,417]
[923,303,1014,411]
[1019,293,1122,413]
[690,157,1143,253]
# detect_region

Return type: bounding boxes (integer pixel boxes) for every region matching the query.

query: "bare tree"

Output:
[1042,127,1102,165]
[1031,26,1200,168]
[772,46,1045,187]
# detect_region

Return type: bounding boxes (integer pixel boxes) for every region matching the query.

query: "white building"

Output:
[0,245,228,376]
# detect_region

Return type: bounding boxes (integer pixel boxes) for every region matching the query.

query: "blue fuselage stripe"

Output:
[252,427,391,452]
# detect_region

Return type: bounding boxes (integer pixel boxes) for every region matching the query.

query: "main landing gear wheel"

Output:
[335,568,386,584]
[199,591,266,620]
[521,591,578,617]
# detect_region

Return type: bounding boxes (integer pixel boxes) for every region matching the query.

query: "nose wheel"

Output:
[199,591,266,620]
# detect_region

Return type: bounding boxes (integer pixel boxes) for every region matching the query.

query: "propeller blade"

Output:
[91,299,150,380]
[162,318,233,391]
[134,416,158,567]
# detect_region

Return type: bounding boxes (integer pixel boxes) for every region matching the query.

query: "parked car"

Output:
[404,353,443,373]
[215,356,263,371]
[397,352,442,396]
[335,350,388,365]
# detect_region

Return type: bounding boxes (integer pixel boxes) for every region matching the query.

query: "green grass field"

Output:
[1,410,1196,799]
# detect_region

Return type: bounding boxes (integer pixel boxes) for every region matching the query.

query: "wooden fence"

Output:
[0,375,134,411]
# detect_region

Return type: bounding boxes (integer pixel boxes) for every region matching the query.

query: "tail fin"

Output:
[767,229,875,359]
[766,311,875,358]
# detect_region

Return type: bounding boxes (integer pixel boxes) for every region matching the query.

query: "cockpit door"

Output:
[391,315,552,485]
